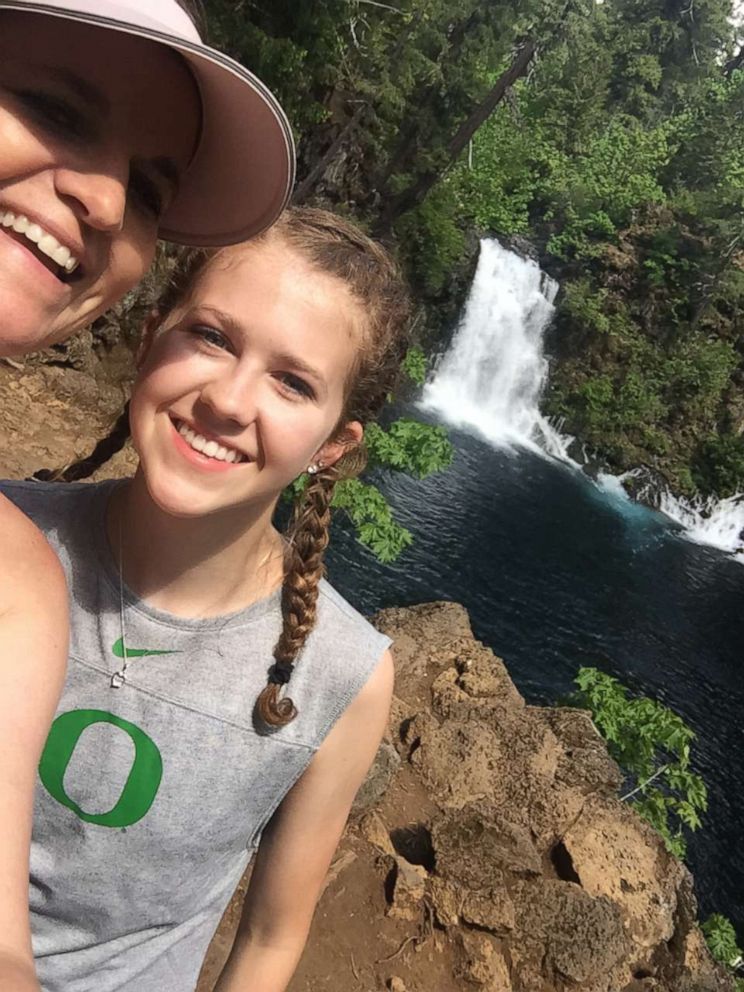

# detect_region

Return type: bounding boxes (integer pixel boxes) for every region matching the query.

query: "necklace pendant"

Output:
[110,670,126,689]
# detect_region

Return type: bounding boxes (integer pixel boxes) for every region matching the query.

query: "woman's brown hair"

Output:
[36,207,412,728]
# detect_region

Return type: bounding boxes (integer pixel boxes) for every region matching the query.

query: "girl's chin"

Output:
[141,473,268,522]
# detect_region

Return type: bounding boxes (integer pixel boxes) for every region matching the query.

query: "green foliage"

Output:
[571,667,708,858]
[395,183,467,295]
[692,434,744,497]
[331,479,413,562]
[400,345,428,387]
[365,419,454,478]
[702,913,743,978]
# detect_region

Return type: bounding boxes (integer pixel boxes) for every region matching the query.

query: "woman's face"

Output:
[0,13,200,356]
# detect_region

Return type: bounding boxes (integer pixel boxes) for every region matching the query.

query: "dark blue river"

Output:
[326,411,744,937]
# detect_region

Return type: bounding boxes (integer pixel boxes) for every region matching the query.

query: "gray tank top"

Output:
[0,478,390,992]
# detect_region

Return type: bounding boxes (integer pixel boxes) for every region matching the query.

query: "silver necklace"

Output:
[110,515,129,689]
[109,517,285,689]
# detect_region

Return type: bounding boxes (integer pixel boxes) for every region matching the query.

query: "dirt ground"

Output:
[1,354,457,992]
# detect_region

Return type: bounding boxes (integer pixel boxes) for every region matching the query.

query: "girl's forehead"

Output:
[194,241,361,330]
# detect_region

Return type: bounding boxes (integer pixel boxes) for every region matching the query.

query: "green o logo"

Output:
[39,710,163,828]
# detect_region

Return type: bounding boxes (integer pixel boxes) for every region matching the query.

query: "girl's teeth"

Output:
[0,210,80,274]
[176,421,243,463]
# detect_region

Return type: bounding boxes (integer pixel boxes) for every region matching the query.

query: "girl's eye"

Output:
[276,373,314,400]
[193,325,231,351]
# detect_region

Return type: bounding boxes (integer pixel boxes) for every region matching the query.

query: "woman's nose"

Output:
[55,157,128,234]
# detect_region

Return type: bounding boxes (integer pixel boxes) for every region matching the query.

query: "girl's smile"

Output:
[129,241,363,521]
[170,416,250,472]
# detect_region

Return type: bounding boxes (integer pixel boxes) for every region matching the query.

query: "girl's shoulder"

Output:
[314,578,390,653]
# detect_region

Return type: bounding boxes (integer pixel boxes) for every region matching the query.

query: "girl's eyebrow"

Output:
[189,305,326,384]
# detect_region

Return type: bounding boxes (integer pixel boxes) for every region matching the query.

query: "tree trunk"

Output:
[373,38,537,237]
[375,5,484,190]
[293,104,366,204]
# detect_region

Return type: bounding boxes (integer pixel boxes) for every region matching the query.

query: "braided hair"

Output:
[37,208,412,728]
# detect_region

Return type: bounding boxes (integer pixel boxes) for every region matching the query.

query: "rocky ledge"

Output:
[357,601,732,992]
[200,601,733,992]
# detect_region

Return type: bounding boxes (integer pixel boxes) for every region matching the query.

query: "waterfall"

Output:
[420,239,569,457]
[421,237,744,558]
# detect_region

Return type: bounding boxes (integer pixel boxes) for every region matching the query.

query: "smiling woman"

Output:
[0,0,295,356]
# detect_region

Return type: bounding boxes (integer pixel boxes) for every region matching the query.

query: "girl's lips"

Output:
[169,416,246,474]
[0,226,72,300]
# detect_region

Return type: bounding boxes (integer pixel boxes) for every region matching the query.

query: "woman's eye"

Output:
[276,373,314,400]
[16,90,90,139]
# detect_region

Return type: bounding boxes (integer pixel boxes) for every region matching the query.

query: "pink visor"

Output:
[0,0,296,246]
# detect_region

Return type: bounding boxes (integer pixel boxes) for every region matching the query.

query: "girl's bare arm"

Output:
[214,648,395,992]
[0,498,68,992]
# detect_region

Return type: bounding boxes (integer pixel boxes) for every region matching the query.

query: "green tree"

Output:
[570,667,708,858]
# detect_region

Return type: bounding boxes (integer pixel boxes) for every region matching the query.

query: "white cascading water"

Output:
[422,238,744,557]
[657,492,744,555]
[420,239,570,458]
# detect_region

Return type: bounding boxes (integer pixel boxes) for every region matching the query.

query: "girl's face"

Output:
[129,240,364,521]
[0,13,200,356]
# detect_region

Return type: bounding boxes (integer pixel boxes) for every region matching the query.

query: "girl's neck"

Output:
[106,472,286,619]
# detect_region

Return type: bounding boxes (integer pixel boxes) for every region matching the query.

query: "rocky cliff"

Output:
[211,602,733,992]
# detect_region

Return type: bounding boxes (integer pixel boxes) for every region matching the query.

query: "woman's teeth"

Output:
[177,421,245,463]
[0,211,80,274]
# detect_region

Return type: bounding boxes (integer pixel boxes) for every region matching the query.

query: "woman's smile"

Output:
[0,12,200,355]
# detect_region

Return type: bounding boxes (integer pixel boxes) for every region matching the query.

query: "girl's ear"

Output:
[315,421,364,469]
[136,309,164,369]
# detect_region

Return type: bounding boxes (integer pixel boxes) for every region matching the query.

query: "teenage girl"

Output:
[0,4,293,986]
[1,207,410,992]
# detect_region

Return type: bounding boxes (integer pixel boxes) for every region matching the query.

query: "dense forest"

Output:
[200,0,744,500]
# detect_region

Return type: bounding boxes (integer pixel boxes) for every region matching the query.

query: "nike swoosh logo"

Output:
[112,638,179,659]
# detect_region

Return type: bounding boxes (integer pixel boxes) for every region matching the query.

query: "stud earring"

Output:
[307,460,325,475]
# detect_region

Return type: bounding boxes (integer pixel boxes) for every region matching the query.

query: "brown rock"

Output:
[409,719,507,810]
[433,806,542,886]
[430,876,462,927]
[387,856,428,922]
[515,880,630,985]
[456,932,512,991]
[461,884,515,935]
[359,811,395,856]
[351,739,400,816]
[562,795,686,947]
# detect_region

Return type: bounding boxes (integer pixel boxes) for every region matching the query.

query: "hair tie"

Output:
[268,663,293,686]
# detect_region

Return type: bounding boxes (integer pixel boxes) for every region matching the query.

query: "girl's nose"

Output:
[198,367,259,428]
[55,157,128,234]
